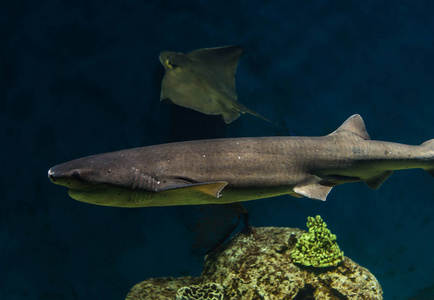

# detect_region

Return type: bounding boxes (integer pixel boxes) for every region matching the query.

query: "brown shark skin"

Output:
[48,115,434,207]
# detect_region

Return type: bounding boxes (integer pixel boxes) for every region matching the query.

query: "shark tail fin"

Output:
[421,139,434,177]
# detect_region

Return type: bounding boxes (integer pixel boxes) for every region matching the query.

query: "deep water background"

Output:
[2,1,434,299]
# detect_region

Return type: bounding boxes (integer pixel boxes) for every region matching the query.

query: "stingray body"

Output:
[48,115,434,207]
[159,45,274,124]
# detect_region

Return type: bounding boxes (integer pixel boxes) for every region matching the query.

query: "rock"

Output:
[126,227,383,299]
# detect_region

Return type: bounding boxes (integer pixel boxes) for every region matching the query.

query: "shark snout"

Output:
[48,166,70,184]
[47,164,85,188]
[48,168,56,183]
[48,165,68,183]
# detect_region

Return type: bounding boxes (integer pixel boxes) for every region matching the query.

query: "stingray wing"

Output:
[160,45,271,124]
[186,45,244,98]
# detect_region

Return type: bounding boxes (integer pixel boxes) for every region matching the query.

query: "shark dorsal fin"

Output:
[331,114,370,140]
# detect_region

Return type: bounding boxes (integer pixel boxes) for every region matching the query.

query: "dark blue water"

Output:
[2,1,434,299]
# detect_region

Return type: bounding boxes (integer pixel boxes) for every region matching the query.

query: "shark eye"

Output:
[70,170,82,180]
[165,59,178,69]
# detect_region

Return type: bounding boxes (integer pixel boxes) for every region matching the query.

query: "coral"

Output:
[125,277,201,300]
[290,215,344,267]
[175,283,224,300]
[126,227,383,300]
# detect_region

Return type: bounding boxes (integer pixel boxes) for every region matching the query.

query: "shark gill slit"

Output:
[131,169,154,202]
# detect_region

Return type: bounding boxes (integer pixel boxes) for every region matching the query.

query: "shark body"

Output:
[48,115,434,207]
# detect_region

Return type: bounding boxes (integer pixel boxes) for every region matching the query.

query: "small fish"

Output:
[48,114,434,206]
[159,45,276,124]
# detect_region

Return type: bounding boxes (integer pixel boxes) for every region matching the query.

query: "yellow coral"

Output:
[291,215,343,267]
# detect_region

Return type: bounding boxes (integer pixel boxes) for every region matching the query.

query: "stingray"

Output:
[159,45,276,124]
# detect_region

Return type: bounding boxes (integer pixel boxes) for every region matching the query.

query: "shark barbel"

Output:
[48,115,434,207]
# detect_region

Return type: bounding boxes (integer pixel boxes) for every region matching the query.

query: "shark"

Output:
[48,115,434,207]
[159,45,276,125]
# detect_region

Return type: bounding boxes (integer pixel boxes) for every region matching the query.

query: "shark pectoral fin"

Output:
[363,171,394,189]
[159,180,228,198]
[156,179,227,197]
[293,183,333,201]
[187,181,228,198]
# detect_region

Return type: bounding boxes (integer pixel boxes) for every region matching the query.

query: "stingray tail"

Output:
[233,101,282,128]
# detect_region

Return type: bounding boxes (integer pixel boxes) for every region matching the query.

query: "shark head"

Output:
[48,151,140,206]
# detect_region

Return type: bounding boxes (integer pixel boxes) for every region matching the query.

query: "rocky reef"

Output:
[126,226,382,299]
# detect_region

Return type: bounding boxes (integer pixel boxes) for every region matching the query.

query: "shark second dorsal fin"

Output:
[331,114,370,140]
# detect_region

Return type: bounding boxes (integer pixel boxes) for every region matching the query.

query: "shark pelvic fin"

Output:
[293,182,333,201]
[331,114,370,140]
[363,171,394,189]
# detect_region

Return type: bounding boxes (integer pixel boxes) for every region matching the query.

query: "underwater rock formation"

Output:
[126,227,383,299]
